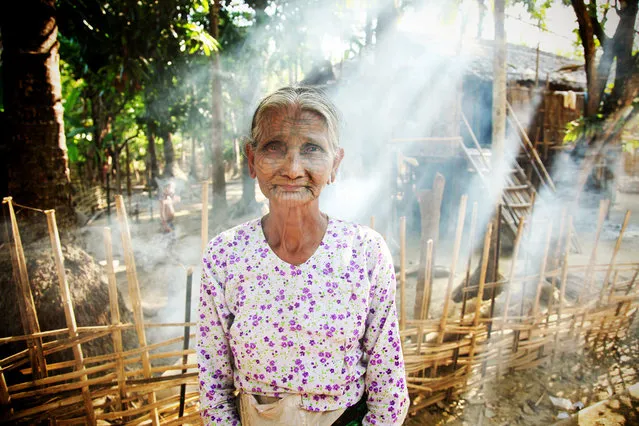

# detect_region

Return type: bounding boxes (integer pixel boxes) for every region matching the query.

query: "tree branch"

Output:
[589,0,611,46]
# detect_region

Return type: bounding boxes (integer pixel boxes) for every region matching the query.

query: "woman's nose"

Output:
[281,151,304,178]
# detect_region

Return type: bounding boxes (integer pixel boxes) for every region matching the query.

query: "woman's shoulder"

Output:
[329,217,386,248]
[204,217,263,256]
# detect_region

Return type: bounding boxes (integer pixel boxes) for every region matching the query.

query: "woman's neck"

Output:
[262,201,328,264]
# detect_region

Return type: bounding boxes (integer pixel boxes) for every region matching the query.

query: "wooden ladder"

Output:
[460,106,581,252]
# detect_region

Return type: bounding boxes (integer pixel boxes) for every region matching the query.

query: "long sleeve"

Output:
[197,252,240,425]
[361,238,409,425]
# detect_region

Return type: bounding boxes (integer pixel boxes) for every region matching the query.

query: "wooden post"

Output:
[418,240,434,321]
[2,197,47,380]
[598,210,631,305]
[114,195,160,426]
[552,216,572,364]
[460,202,479,322]
[0,366,10,406]
[414,173,445,319]
[399,216,406,331]
[501,218,526,331]
[580,199,610,302]
[45,210,96,425]
[179,267,194,418]
[201,181,209,254]
[104,227,127,412]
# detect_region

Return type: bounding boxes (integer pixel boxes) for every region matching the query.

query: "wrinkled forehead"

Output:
[256,105,328,139]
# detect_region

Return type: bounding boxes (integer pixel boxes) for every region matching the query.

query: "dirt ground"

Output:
[79,176,639,425]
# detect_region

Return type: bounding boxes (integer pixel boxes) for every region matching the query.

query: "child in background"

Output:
[159,181,180,233]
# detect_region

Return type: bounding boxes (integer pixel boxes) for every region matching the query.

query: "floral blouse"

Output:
[197,217,409,425]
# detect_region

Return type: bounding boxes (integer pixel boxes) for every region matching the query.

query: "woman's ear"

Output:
[246,143,257,179]
[331,148,345,181]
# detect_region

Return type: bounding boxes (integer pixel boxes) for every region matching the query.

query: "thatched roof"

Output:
[464,39,587,91]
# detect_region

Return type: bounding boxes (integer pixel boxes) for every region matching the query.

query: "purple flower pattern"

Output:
[197,217,409,425]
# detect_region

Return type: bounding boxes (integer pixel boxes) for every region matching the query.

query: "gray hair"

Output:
[249,86,341,152]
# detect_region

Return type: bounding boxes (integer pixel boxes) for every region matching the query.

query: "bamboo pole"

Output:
[399,216,407,331]
[439,195,468,335]
[201,181,209,254]
[552,216,572,364]
[581,200,610,302]
[419,240,434,321]
[460,202,479,322]
[501,218,526,330]
[179,267,194,418]
[432,195,468,377]
[44,209,96,425]
[0,366,10,405]
[114,195,160,426]
[103,227,127,412]
[2,197,47,380]
[598,210,631,305]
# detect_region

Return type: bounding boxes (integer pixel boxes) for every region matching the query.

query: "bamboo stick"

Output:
[103,226,127,412]
[531,222,554,320]
[370,216,375,230]
[45,210,96,425]
[179,267,194,418]
[114,194,160,426]
[502,218,526,330]
[201,181,209,254]
[472,223,493,383]
[581,199,610,302]
[2,197,47,380]
[0,366,10,405]
[419,240,434,321]
[9,361,116,392]
[460,202,479,323]
[552,216,572,364]
[598,210,631,305]
[399,216,407,330]
[439,195,468,336]
[432,195,467,377]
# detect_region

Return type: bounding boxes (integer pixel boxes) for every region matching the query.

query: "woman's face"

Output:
[247,105,343,208]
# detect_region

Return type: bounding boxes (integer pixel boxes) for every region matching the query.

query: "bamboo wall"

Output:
[0,193,637,425]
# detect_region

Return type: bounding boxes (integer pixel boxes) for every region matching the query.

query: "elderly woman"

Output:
[197,86,409,425]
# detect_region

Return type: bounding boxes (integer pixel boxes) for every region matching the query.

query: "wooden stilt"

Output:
[552,216,572,364]
[598,210,631,305]
[114,195,160,426]
[45,210,96,425]
[501,218,526,328]
[399,216,406,330]
[179,267,194,418]
[2,197,47,380]
[103,227,127,413]
[201,181,209,255]
[432,195,467,377]
[460,202,479,323]
[419,240,434,321]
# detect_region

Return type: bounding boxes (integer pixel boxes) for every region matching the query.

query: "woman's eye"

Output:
[263,141,282,152]
[303,144,323,153]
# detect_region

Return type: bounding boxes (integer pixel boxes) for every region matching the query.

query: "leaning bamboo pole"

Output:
[114,195,160,426]
[2,197,47,380]
[44,210,96,425]
[103,227,128,412]
[399,216,407,330]
[432,195,468,377]
[201,181,209,254]
[552,216,572,364]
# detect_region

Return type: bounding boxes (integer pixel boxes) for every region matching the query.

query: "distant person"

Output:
[197,86,409,425]
[159,181,180,233]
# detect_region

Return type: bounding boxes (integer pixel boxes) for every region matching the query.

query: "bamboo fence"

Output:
[0,193,637,424]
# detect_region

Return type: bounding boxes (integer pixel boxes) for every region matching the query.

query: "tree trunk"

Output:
[210,0,227,214]
[146,122,159,188]
[161,130,176,178]
[608,0,639,111]
[1,0,75,241]
[571,0,603,117]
